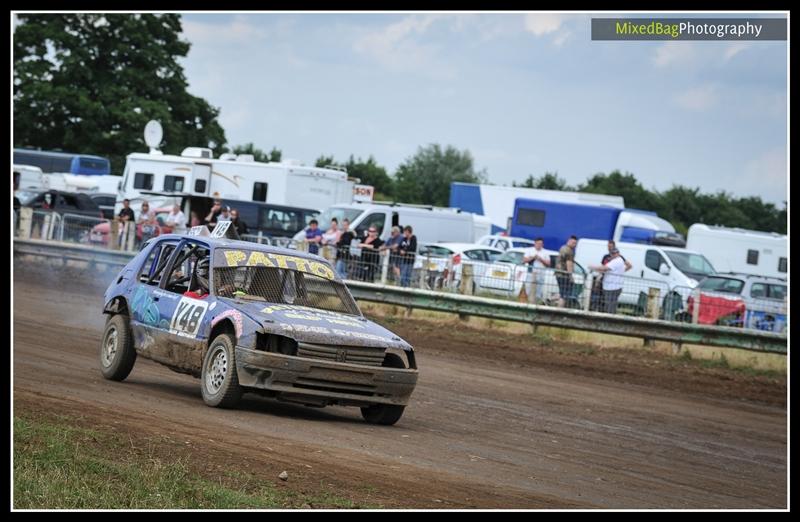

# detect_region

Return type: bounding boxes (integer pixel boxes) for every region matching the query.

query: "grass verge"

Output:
[13,411,377,509]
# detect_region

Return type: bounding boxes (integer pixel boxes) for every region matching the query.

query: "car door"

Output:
[129,239,180,349]
[481,251,523,293]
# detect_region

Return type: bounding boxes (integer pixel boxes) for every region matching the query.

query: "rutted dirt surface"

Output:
[13,260,787,508]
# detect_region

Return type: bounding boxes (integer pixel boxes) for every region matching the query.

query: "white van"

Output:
[295,202,489,244]
[686,224,787,280]
[575,239,717,310]
[13,164,45,191]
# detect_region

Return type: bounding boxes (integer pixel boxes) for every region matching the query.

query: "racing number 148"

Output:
[171,300,206,336]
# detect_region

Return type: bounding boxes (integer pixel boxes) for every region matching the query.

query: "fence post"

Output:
[109,218,120,250]
[420,255,428,290]
[460,263,474,295]
[18,208,33,239]
[647,287,661,319]
[582,273,594,311]
[124,221,136,252]
[380,251,390,285]
[42,213,52,241]
[692,289,700,324]
[257,230,263,244]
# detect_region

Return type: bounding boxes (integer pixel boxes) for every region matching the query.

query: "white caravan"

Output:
[295,202,491,244]
[117,147,365,214]
[13,164,45,191]
[686,224,787,280]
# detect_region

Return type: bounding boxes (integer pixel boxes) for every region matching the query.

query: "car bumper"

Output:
[235,347,419,407]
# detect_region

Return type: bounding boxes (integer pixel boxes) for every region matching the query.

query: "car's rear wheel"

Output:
[361,353,407,426]
[99,314,137,381]
[201,333,242,408]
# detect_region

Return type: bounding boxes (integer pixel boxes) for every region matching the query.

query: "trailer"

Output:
[686,224,787,279]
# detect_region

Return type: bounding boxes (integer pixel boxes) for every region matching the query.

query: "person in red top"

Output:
[184,258,210,299]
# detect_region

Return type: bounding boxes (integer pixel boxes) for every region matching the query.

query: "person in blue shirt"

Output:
[305,219,323,255]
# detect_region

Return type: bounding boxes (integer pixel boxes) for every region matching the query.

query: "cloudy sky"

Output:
[178,12,788,204]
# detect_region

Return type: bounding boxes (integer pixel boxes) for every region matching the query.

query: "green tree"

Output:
[314,155,336,168]
[13,14,227,174]
[231,143,281,163]
[513,172,574,191]
[394,144,486,206]
[578,170,661,211]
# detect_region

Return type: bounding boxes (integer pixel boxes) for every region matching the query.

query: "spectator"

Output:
[398,225,417,287]
[165,204,187,233]
[204,199,223,229]
[380,226,404,281]
[118,199,135,223]
[555,235,578,308]
[591,240,633,311]
[137,201,158,245]
[590,248,626,314]
[305,219,323,255]
[335,218,356,279]
[230,209,248,236]
[321,218,342,260]
[522,237,551,303]
[358,226,384,282]
[216,205,232,224]
[190,211,201,227]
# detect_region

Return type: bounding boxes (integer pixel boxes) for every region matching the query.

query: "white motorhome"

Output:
[13,164,45,191]
[575,239,717,310]
[295,202,491,244]
[686,224,787,280]
[117,147,364,214]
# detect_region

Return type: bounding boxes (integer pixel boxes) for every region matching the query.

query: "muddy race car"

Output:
[99,225,418,425]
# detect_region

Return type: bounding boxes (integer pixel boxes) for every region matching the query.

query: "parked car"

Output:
[477,234,537,251]
[16,189,104,219]
[87,192,117,220]
[686,273,787,332]
[414,242,503,290]
[99,228,419,425]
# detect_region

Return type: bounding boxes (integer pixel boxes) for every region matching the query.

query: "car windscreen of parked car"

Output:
[664,251,716,278]
[698,277,745,294]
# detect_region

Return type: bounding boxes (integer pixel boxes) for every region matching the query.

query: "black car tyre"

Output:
[201,333,243,408]
[361,353,407,426]
[99,314,137,381]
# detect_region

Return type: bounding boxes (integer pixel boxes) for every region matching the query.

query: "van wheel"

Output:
[99,314,137,381]
[361,353,407,426]
[201,333,243,408]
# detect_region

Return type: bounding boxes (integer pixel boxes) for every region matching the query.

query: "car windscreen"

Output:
[418,245,453,257]
[16,190,43,206]
[698,277,744,294]
[665,251,715,278]
[213,248,360,315]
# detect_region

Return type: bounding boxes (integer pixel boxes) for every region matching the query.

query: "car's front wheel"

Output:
[99,314,137,381]
[361,353,407,426]
[201,333,243,408]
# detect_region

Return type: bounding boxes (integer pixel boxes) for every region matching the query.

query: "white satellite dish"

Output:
[144,120,163,152]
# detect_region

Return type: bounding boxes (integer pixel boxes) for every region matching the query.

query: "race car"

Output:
[99,223,418,425]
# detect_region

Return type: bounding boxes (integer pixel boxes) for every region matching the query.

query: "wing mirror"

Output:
[659,263,671,276]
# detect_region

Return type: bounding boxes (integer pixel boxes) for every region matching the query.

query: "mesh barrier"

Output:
[59,213,109,244]
[684,287,787,333]
[214,266,361,316]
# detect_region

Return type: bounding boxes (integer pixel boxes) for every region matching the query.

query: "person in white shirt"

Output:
[590,248,628,314]
[165,204,187,233]
[522,237,551,303]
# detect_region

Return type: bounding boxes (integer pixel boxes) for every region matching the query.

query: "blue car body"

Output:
[102,233,418,411]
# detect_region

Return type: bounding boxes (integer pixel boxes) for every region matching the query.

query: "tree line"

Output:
[13,14,785,235]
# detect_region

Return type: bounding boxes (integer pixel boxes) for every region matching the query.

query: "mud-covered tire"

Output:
[99,314,137,381]
[201,333,242,408]
[361,353,407,426]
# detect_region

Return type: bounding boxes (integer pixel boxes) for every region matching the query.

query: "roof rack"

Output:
[320,164,348,173]
[365,200,463,212]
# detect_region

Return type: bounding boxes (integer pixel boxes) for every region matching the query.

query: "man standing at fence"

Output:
[305,219,323,255]
[591,240,633,310]
[398,225,417,287]
[335,218,356,279]
[590,247,626,314]
[522,237,550,304]
[118,199,135,223]
[230,209,248,236]
[165,204,187,234]
[555,235,578,308]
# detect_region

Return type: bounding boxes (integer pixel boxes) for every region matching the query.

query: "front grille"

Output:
[296,342,386,367]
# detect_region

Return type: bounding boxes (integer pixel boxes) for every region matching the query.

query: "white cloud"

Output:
[523,14,565,36]
[723,42,751,62]
[674,84,718,111]
[653,42,697,68]
[741,148,788,203]
[182,15,267,45]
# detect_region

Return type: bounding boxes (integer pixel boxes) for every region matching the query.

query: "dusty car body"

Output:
[99,231,418,425]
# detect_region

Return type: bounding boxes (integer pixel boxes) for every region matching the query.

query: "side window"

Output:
[749,283,767,299]
[746,249,759,265]
[464,250,484,261]
[769,285,786,301]
[165,243,209,295]
[164,175,184,192]
[517,208,545,227]
[355,213,386,237]
[139,242,178,285]
[194,179,207,193]
[778,257,787,273]
[253,182,268,202]
[645,250,665,271]
[134,172,154,190]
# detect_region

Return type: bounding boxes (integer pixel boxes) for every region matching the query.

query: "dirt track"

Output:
[13,259,787,508]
